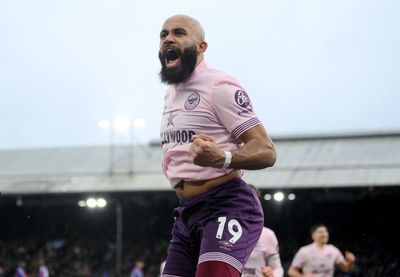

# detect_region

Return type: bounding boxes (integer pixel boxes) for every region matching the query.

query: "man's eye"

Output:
[160,33,167,39]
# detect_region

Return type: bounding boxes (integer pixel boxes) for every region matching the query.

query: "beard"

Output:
[159,45,198,85]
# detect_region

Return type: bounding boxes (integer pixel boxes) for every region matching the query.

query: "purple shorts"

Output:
[162,178,264,277]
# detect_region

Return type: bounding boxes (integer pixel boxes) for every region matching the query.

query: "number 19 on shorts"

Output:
[216,216,243,244]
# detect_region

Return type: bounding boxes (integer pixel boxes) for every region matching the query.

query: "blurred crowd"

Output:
[1,188,399,276]
[0,236,168,277]
[1,236,399,277]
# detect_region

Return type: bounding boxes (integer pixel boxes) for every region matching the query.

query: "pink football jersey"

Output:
[243,227,279,277]
[291,243,345,277]
[38,265,49,277]
[160,61,261,187]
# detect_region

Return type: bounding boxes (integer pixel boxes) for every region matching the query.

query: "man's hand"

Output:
[261,266,274,277]
[190,134,226,168]
[345,250,356,263]
[337,250,356,272]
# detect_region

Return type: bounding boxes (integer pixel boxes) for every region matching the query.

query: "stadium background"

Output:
[1,131,400,276]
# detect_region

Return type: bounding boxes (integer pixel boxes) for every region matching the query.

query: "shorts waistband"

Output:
[179,178,246,207]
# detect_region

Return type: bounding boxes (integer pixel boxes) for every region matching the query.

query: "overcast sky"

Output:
[1,0,399,149]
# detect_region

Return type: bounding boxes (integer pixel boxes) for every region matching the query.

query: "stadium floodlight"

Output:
[113,116,131,132]
[98,119,111,129]
[98,117,146,134]
[288,193,296,200]
[16,197,23,207]
[86,198,97,208]
[96,198,107,208]
[80,198,107,208]
[98,116,147,176]
[78,200,86,207]
[263,194,272,201]
[133,118,147,128]
[273,192,284,202]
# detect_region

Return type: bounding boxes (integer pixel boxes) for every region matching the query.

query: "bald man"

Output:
[159,15,276,277]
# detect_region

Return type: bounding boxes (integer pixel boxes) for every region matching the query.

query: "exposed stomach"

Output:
[174,169,242,200]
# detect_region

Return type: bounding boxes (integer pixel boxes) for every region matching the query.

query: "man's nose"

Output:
[163,33,175,44]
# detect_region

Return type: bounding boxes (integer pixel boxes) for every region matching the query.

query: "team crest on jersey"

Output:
[184,92,200,110]
[234,90,251,108]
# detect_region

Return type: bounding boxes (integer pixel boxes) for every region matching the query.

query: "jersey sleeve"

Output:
[260,228,279,257]
[211,79,261,139]
[291,247,306,269]
[333,246,345,265]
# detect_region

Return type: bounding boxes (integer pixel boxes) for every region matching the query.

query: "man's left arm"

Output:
[337,250,356,272]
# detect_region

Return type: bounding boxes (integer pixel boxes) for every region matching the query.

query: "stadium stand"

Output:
[1,131,400,276]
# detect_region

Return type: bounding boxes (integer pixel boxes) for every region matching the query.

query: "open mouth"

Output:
[164,48,181,68]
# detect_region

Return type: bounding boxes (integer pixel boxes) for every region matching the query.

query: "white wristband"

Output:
[222,151,232,168]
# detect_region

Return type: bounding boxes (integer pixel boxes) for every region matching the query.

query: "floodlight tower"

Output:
[98,117,146,276]
[98,117,146,176]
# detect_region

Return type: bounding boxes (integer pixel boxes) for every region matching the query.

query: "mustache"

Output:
[158,45,197,85]
[160,46,182,61]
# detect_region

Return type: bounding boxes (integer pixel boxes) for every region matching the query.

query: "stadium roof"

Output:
[1,131,400,194]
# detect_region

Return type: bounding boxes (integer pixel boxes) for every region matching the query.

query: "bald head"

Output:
[163,14,205,42]
[159,14,208,84]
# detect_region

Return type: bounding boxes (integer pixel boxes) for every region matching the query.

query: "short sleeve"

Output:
[333,246,345,265]
[211,80,261,139]
[291,248,306,269]
[260,228,279,257]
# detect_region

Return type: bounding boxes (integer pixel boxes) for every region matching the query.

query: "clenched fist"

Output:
[190,134,225,168]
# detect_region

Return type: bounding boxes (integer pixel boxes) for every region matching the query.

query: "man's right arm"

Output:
[288,266,303,277]
[288,266,315,277]
[262,253,284,277]
[263,229,284,277]
[191,125,276,169]
[288,248,313,277]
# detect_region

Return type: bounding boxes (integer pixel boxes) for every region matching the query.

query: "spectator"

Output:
[130,260,145,277]
[38,259,49,277]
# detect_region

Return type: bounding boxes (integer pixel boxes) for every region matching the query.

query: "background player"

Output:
[243,185,283,277]
[243,226,284,277]
[288,223,356,277]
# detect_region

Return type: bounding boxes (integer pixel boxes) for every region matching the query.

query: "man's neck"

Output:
[315,241,326,248]
[196,55,204,66]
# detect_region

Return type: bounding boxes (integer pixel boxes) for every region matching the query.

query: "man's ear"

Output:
[198,41,208,53]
